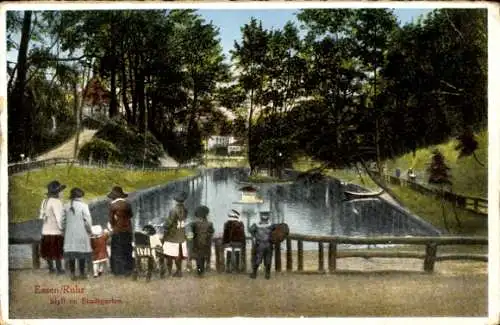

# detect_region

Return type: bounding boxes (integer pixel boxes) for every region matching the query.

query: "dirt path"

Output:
[36,129,98,160]
[8,254,487,318]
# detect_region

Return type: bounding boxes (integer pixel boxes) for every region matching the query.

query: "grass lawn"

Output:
[385,129,487,198]
[9,166,196,223]
[293,161,487,236]
[247,174,292,184]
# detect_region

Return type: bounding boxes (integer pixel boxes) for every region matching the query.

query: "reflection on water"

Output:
[108,168,439,241]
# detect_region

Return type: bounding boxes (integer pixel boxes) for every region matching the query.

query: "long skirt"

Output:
[40,235,64,260]
[110,232,133,275]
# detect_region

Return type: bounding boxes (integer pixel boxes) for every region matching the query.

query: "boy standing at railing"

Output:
[249,212,277,280]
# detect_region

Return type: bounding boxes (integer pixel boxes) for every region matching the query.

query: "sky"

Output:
[199,8,433,59]
[6,8,432,64]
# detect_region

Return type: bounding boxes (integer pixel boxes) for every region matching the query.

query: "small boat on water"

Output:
[343,189,385,201]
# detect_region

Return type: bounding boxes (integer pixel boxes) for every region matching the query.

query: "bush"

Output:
[94,119,165,166]
[78,138,120,163]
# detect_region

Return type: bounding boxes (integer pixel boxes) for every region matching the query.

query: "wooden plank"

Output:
[287,234,487,246]
[297,240,304,272]
[275,242,282,272]
[328,242,337,272]
[337,251,427,259]
[286,238,292,271]
[423,243,438,272]
[435,254,488,262]
[318,242,324,272]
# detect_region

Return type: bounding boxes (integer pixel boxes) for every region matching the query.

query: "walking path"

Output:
[7,249,487,318]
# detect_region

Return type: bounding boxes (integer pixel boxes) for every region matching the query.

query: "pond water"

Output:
[126,168,440,239]
[9,168,442,268]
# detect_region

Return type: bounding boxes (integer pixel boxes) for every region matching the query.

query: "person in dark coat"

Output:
[107,186,134,276]
[249,212,277,279]
[39,180,66,274]
[189,205,214,277]
[162,192,188,277]
[222,209,246,273]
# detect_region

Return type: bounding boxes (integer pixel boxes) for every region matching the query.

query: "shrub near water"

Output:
[9,166,196,223]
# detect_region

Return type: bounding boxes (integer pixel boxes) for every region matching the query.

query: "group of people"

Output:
[39,180,283,281]
[39,181,135,280]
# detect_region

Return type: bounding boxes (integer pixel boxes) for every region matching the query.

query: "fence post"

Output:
[318,242,324,272]
[286,238,292,271]
[275,242,282,272]
[423,243,438,272]
[214,239,222,273]
[474,199,479,212]
[241,241,247,272]
[328,242,337,272]
[32,242,41,269]
[297,240,304,272]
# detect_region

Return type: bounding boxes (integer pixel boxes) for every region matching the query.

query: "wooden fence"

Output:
[11,233,487,273]
[8,158,190,175]
[213,234,487,273]
[372,171,488,216]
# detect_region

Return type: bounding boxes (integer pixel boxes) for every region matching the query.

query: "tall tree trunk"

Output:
[120,43,131,123]
[109,60,118,118]
[10,11,33,159]
[129,52,137,125]
[73,81,80,159]
[359,159,405,207]
[74,65,92,160]
[137,65,146,133]
[248,87,255,175]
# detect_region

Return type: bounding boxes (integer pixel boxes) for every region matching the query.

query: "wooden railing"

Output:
[371,171,488,216]
[214,234,487,273]
[12,234,487,273]
[8,158,188,175]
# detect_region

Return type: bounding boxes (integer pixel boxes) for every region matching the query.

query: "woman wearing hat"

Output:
[39,180,66,274]
[62,188,93,280]
[188,205,214,277]
[107,186,134,276]
[162,192,188,277]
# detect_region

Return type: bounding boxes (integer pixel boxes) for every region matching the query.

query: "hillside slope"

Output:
[34,128,179,167]
[385,129,487,198]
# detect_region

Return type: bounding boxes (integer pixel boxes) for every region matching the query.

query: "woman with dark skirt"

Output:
[39,180,66,274]
[62,188,93,280]
[107,186,134,276]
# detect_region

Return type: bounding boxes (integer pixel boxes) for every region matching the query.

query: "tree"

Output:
[232,18,270,174]
[427,149,461,231]
[455,127,485,167]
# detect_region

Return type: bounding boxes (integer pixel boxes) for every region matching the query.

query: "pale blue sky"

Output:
[7,9,432,63]
[198,9,433,59]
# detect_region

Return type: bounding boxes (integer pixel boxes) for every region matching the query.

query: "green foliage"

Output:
[94,119,165,166]
[78,138,120,163]
[427,150,452,186]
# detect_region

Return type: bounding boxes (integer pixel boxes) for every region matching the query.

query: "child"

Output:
[90,225,110,278]
[189,206,214,277]
[142,225,163,267]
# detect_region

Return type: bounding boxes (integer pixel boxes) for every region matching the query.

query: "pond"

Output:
[9,168,441,268]
[125,168,440,239]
